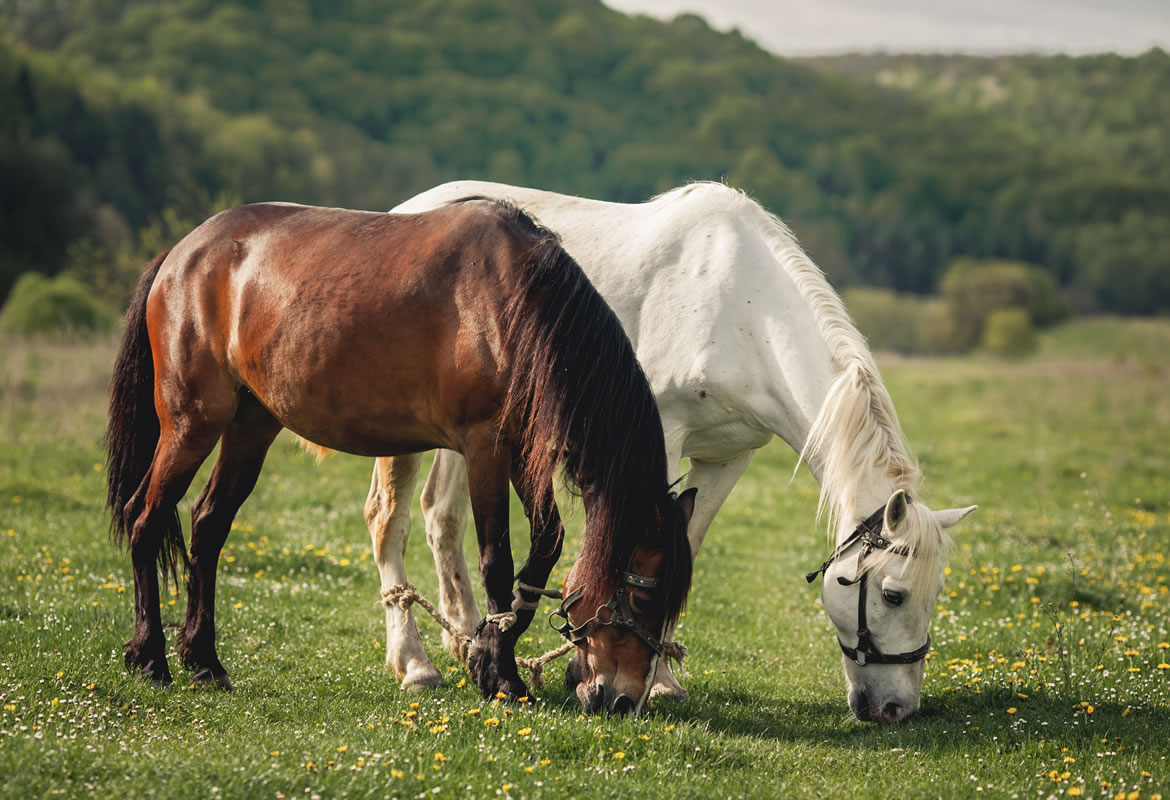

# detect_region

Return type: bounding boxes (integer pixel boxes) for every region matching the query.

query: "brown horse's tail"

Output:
[105,251,187,585]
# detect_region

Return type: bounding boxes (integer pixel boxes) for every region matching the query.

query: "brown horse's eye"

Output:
[627,591,661,617]
[882,589,904,607]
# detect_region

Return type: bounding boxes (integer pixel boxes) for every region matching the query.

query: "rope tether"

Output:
[378,583,686,690]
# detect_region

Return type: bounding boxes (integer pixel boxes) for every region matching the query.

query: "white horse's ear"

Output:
[884,489,909,531]
[933,505,979,529]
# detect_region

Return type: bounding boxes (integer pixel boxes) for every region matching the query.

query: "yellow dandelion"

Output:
[1006,707,1017,714]
[540,759,550,766]
[434,752,446,762]
[337,745,347,753]
[1157,663,1170,669]
[613,751,625,759]
[518,727,532,736]
[390,769,404,778]
[467,708,481,716]
[1068,789,1082,797]
[524,766,534,773]
[484,717,500,727]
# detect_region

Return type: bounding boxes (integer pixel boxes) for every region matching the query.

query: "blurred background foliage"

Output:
[1,0,1167,342]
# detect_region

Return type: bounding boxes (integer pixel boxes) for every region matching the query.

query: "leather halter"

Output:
[806,503,931,667]
[548,570,666,656]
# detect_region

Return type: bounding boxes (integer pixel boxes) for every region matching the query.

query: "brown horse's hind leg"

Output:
[124,413,230,684]
[177,391,282,690]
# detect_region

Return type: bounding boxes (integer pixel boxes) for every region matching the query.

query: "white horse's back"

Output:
[394,180,834,461]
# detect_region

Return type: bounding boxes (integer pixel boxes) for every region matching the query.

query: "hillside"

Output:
[3,1,1168,313]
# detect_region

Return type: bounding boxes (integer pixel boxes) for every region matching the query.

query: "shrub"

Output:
[981,308,1036,358]
[843,287,955,354]
[940,259,1067,349]
[0,272,116,335]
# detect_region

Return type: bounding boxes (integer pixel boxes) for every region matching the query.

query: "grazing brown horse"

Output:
[104,199,694,711]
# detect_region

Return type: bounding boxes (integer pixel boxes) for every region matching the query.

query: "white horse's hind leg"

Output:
[421,449,480,663]
[367,454,443,691]
[651,450,755,702]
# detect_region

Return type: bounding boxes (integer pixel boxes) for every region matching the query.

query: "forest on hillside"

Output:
[2,0,1168,314]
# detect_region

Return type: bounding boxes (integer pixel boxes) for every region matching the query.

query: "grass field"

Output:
[2,318,1169,799]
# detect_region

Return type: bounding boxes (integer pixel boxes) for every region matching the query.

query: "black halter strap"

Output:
[806,502,930,667]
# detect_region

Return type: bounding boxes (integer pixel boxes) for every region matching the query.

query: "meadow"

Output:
[1,318,1168,799]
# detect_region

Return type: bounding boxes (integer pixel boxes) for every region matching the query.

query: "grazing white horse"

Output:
[362,180,977,721]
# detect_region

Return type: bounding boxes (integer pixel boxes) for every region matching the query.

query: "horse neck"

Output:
[737,208,920,544]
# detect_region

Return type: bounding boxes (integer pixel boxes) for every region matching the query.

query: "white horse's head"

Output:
[816,490,976,723]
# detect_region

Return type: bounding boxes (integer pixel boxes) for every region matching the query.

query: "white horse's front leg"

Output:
[421,449,481,663]
[367,454,444,691]
[651,449,755,703]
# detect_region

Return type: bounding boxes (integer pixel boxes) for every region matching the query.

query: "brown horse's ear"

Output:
[676,487,698,524]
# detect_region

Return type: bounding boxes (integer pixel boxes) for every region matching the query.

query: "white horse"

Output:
[361,180,977,722]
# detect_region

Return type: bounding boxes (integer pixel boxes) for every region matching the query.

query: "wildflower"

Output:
[337,745,347,753]
[484,717,500,727]
[390,769,404,778]
[1068,789,1082,797]
[613,752,625,759]
[518,727,532,736]
[540,759,550,767]
[664,724,676,732]
[434,753,446,762]
[1006,708,1017,714]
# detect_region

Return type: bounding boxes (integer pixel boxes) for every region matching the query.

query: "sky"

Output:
[604,0,1170,56]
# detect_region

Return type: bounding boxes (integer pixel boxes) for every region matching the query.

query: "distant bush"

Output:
[981,308,1036,358]
[940,259,1067,349]
[843,287,957,354]
[0,272,116,335]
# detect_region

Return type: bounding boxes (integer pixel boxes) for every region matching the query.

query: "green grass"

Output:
[2,319,1169,798]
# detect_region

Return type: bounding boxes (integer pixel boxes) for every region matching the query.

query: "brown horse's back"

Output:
[148,201,519,456]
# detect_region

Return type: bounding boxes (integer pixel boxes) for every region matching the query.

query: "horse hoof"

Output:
[649,682,689,704]
[401,667,445,692]
[191,668,233,691]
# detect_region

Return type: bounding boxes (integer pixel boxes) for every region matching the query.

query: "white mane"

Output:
[674,183,944,586]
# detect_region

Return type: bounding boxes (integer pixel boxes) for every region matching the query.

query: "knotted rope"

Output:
[378,583,686,690]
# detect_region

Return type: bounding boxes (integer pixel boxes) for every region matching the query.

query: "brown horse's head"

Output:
[558,488,695,715]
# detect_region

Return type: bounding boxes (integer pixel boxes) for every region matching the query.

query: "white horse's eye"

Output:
[882,589,904,607]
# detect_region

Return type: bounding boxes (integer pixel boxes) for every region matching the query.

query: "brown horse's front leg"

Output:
[464,439,528,700]
[509,469,565,638]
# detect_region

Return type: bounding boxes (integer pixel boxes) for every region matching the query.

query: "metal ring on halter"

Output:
[548,572,666,656]
[805,500,930,667]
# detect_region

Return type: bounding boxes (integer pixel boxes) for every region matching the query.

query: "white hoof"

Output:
[649,681,690,704]
[400,663,445,692]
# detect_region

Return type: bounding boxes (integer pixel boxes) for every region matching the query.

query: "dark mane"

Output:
[455,197,691,624]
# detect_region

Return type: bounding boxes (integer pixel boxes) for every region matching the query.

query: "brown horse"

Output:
[104,199,694,712]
